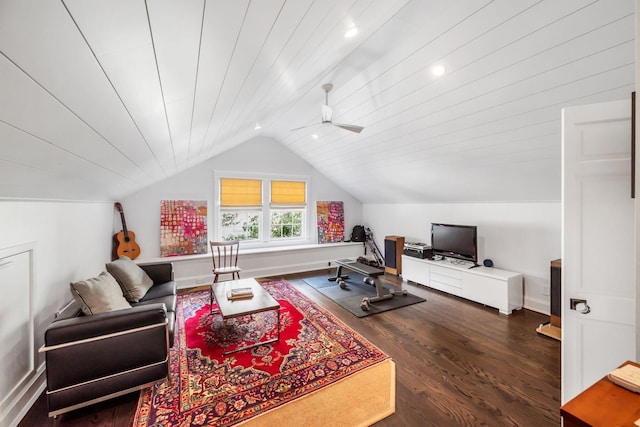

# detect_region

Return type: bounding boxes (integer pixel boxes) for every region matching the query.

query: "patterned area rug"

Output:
[133,280,390,426]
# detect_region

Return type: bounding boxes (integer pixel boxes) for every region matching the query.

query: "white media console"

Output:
[401,255,523,315]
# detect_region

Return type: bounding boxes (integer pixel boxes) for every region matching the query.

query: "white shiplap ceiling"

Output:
[0,0,635,202]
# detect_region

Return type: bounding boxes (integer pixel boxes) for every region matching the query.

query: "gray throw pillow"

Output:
[106,256,154,302]
[70,271,131,315]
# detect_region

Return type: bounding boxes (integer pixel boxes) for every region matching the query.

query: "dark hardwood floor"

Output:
[20,270,560,426]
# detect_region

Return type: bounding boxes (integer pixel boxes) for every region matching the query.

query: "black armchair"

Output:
[40,262,177,417]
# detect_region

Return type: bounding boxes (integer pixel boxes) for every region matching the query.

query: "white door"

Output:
[562,99,636,403]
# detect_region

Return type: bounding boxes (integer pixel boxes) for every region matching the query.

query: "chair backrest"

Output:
[209,241,240,271]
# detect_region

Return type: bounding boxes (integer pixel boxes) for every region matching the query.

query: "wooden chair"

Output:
[210,240,242,283]
[209,241,242,313]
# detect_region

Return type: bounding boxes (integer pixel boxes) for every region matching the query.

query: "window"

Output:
[219,178,262,242]
[271,210,303,239]
[220,210,260,241]
[217,175,308,244]
[270,180,305,240]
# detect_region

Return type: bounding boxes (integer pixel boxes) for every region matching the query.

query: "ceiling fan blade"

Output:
[322,104,333,122]
[333,123,364,133]
[290,123,320,132]
[291,83,357,133]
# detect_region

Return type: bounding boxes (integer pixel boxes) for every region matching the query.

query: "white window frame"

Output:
[270,207,305,241]
[214,171,311,248]
[219,208,262,242]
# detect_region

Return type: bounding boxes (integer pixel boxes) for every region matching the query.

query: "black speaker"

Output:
[384,239,396,269]
[384,236,404,275]
[483,259,493,267]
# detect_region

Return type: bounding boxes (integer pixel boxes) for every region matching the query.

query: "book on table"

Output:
[227,287,254,300]
[608,364,640,393]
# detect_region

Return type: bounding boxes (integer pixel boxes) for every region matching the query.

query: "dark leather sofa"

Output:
[40,262,177,417]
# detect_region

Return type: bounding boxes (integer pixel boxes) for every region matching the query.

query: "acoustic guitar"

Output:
[113,202,141,260]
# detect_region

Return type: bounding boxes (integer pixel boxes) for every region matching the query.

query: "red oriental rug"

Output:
[133,279,393,426]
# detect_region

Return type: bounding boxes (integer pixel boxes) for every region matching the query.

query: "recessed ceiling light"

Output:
[312,134,319,140]
[431,64,446,77]
[254,122,261,130]
[344,27,358,38]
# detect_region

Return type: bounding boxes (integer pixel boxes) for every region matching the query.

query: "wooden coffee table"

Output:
[211,278,280,355]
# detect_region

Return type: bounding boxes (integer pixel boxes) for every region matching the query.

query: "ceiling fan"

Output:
[290,83,364,134]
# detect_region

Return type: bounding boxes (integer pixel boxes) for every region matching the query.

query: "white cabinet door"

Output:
[401,256,428,285]
[430,265,463,296]
[462,273,505,313]
[562,99,635,403]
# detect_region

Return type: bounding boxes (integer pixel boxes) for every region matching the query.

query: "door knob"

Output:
[570,298,591,314]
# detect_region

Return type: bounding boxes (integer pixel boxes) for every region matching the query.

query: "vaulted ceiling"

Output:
[0,0,634,202]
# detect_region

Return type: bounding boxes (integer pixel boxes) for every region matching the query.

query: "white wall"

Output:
[116,138,561,311]
[117,136,364,286]
[363,202,561,314]
[0,199,113,426]
[117,136,363,258]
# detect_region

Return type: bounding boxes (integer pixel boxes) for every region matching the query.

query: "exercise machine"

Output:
[363,227,385,267]
[329,258,407,311]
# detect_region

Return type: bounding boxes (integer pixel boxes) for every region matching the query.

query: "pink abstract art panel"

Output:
[160,200,208,257]
[316,201,344,244]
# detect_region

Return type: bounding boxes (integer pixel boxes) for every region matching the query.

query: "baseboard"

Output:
[176,261,334,289]
[524,295,550,316]
[3,364,46,427]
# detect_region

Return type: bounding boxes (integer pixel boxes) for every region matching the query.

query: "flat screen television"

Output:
[431,223,478,264]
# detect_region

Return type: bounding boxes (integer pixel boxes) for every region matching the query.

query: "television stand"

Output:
[402,255,523,315]
[433,257,480,269]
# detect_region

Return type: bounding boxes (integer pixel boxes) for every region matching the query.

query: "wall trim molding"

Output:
[0,198,113,204]
[6,365,46,427]
[172,244,363,289]
[0,242,38,427]
[524,295,549,315]
[177,263,334,289]
[136,242,363,265]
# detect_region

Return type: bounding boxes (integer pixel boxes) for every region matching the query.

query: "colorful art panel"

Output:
[316,201,344,244]
[160,200,208,257]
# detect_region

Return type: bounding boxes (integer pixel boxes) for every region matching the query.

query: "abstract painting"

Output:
[316,201,344,243]
[160,200,208,257]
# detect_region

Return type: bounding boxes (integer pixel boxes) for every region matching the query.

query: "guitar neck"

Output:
[118,210,130,241]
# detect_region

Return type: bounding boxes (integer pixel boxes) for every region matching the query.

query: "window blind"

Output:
[271,180,306,204]
[220,178,262,207]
